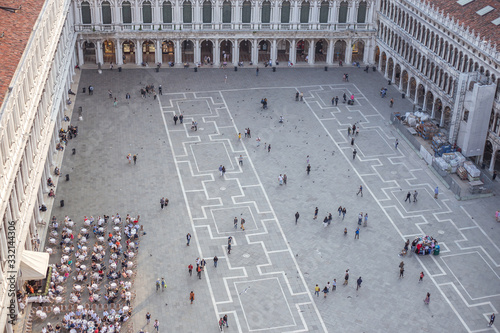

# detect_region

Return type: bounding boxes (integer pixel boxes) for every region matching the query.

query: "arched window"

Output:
[81,1,91,24]
[163,1,172,23]
[203,0,211,23]
[222,1,231,23]
[242,1,251,23]
[183,1,192,23]
[261,0,271,23]
[357,1,367,23]
[102,1,112,24]
[338,1,348,23]
[300,1,310,23]
[143,1,152,23]
[281,1,290,23]
[122,1,132,23]
[319,1,329,23]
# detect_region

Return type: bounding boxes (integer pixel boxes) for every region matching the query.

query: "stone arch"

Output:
[483,140,494,170]
[220,40,232,63]
[333,40,346,62]
[142,40,155,63]
[296,39,310,62]
[258,39,271,63]
[239,40,252,63]
[434,99,443,123]
[387,57,394,79]
[380,51,387,72]
[442,106,452,127]
[351,40,364,63]
[417,84,425,108]
[425,90,434,111]
[83,41,96,63]
[374,46,380,65]
[103,40,115,63]
[314,39,327,63]
[394,63,401,86]
[201,39,214,64]
[181,39,194,63]
[122,40,135,64]
[409,77,417,100]
[162,40,175,63]
[277,39,291,63]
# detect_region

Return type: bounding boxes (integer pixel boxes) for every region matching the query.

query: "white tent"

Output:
[20,251,49,280]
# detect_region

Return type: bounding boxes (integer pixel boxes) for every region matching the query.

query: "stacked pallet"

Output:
[416,122,438,140]
[457,166,468,180]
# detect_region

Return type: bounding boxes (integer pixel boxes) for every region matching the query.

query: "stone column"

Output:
[406,77,411,97]
[326,39,334,64]
[422,89,427,111]
[136,40,142,65]
[273,0,279,29]
[176,40,182,64]
[431,99,436,119]
[194,39,200,64]
[345,39,352,64]
[290,39,296,64]
[194,0,200,29]
[271,39,277,64]
[234,0,240,29]
[232,39,238,66]
[488,148,497,172]
[291,0,299,29]
[311,0,318,29]
[116,39,123,65]
[96,40,104,65]
[253,2,260,30]
[439,107,445,127]
[77,41,84,66]
[252,39,258,64]
[214,39,220,66]
[156,40,162,64]
[308,40,314,64]
[414,81,419,105]
[399,66,404,90]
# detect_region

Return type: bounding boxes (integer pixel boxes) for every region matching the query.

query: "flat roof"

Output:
[0,0,47,110]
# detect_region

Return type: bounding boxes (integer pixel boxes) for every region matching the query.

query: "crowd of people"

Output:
[28,213,143,332]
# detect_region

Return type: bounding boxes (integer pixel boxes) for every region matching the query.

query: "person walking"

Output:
[197,265,202,279]
[156,278,160,292]
[188,264,193,276]
[219,318,224,331]
[256,67,259,76]
[332,279,337,291]
[342,207,347,220]
[343,270,349,285]
[488,313,495,327]
[419,272,424,282]
[351,137,355,146]
[213,256,218,267]
[364,213,368,227]
[146,312,151,325]
[224,74,227,83]
[356,277,362,290]
[399,265,405,278]
[161,278,166,291]
[160,197,165,210]
[190,291,195,304]
[256,137,261,147]
[179,114,184,124]
[283,174,287,185]
[239,155,243,166]
[127,154,132,164]
[335,96,339,105]
[186,233,191,246]
[323,286,328,298]
[423,292,430,305]
[295,212,300,224]
[306,164,311,175]
[240,218,245,231]
[113,98,118,108]
[338,206,343,217]
[268,144,271,153]
[353,149,357,160]
[314,207,319,220]
[133,154,137,165]
[153,319,159,332]
[227,243,231,254]
[223,314,228,328]
[314,284,320,297]
[173,114,178,125]
[354,227,360,239]
[233,217,238,229]
[405,191,411,203]
[413,190,418,202]
[434,186,439,199]
[357,185,363,197]
[395,139,399,149]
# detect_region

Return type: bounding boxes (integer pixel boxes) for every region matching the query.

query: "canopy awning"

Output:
[20,251,49,280]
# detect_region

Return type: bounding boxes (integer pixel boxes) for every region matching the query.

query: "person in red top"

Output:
[188,264,193,277]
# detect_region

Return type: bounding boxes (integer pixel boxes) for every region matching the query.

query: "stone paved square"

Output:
[46,66,500,333]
